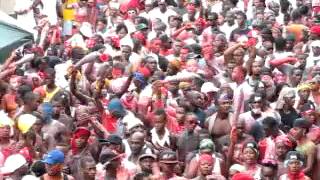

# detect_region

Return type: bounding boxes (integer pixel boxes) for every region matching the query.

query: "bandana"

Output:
[137,66,151,78]
[133,72,147,88]
[199,154,214,165]
[71,127,91,155]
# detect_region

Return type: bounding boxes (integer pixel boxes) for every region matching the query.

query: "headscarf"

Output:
[71,127,91,155]
[133,72,147,88]
[297,83,312,91]
[199,138,215,152]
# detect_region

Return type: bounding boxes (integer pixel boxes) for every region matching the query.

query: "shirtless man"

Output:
[205,93,233,142]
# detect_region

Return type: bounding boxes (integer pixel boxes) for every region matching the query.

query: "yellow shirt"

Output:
[63,0,78,21]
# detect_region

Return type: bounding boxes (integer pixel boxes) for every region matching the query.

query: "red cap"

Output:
[311,25,320,35]
[232,173,254,180]
[99,54,109,62]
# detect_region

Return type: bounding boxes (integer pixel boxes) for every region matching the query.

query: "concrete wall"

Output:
[0,0,16,15]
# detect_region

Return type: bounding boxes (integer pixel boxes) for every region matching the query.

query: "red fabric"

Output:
[287,171,306,180]
[310,25,320,35]
[199,154,214,164]
[232,173,254,180]
[71,128,91,155]
[137,66,151,78]
[166,107,185,134]
[99,54,109,62]
[102,112,117,133]
[258,138,267,161]
[275,135,293,148]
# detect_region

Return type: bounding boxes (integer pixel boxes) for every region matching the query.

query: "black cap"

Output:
[293,118,311,129]
[159,150,178,164]
[99,134,122,145]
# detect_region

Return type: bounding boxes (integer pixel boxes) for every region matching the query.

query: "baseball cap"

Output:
[42,150,65,165]
[138,153,157,161]
[99,134,122,145]
[1,154,27,174]
[201,82,219,94]
[159,150,178,164]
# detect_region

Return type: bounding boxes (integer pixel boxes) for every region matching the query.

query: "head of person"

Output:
[242,142,259,165]
[175,107,185,124]
[0,154,28,177]
[232,66,247,84]
[206,12,219,27]
[232,48,245,65]
[236,11,247,27]
[284,151,304,174]
[291,118,311,140]
[23,91,40,112]
[199,138,215,154]
[289,67,303,85]
[96,18,107,32]
[158,0,167,12]
[37,102,53,124]
[100,134,123,153]
[275,135,293,159]
[225,10,235,25]
[108,98,126,119]
[31,160,46,177]
[300,105,317,124]
[249,93,265,115]
[262,117,279,137]
[144,56,158,74]
[282,89,296,107]
[198,154,214,176]
[184,112,198,133]
[129,131,145,155]
[260,159,278,180]
[42,149,65,176]
[72,127,90,151]
[154,109,167,132]
[138,154,156,174]
[81,158,96,180]
[216,93,232,113]
[43,68,56,86]
[235,120,246,137]
[297,83,312,101]
[9,75,21,91]
[100,150,122,170]
[158,150,178,174]
[116,23,128,39]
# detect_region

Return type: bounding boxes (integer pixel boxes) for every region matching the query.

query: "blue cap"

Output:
[42,150,64,165]
[108,98,125,116]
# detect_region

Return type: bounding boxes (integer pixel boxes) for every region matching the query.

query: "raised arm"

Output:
[223,43,243,65]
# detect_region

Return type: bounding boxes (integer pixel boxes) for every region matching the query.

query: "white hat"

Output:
[201,82,219,93]
[145,0,154,5]
[0,154,27,174]
[22,175,39,180]
[311,40,320,47]
[80,22,93,38]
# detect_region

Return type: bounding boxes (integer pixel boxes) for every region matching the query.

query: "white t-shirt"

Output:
[41,0,58,25]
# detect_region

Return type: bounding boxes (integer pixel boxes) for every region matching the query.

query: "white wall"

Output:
[0,0,15,15]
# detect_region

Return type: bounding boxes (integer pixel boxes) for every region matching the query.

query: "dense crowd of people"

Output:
[1,0,320,179]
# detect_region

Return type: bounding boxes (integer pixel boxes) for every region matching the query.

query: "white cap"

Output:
[0,154,27,175]
[22,175,39,180]
[311,40,320,47]
[201,82,219,93]
[80,22,93,38]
